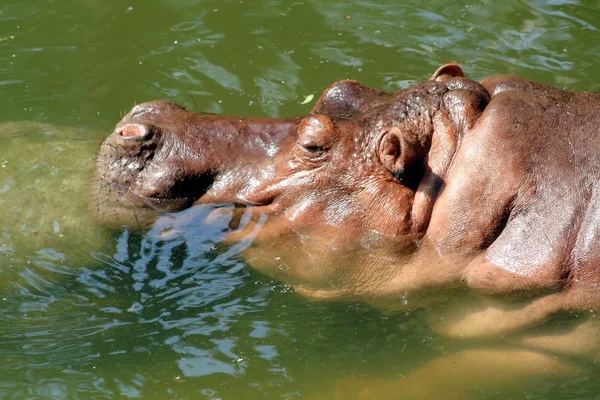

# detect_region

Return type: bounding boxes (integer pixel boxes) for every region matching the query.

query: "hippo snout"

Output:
[91,98,302,227]
[90,103,221,227]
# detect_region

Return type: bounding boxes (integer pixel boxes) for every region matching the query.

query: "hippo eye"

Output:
[297,142,328,159]
[302,144,325,154]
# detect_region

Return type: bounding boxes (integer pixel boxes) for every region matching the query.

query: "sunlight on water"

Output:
[2,0,600,398]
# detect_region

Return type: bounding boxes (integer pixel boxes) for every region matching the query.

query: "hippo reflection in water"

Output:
[91,65,600,398]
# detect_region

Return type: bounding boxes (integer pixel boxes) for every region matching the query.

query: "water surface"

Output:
[2,0,600,398]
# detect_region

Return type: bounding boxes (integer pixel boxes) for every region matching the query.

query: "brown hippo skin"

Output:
[90,65,600,398]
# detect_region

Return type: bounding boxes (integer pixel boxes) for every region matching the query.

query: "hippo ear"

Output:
[379,127,423,180]
[378,127,406,178]
[430,64,464,82]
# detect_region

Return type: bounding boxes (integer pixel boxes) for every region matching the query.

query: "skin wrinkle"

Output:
[572,193,600,286]
[559,176,595,283]
[493,163,590,278]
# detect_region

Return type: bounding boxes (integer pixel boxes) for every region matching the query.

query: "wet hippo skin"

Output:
[91,65,600,398]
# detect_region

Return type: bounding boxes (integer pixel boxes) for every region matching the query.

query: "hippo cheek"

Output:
[213,202,329,276]
[216,178,418,289]
[233,220,352,287]
[235,221,423,304]
[217,204,384,296]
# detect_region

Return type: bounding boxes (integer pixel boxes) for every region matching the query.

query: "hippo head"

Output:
[91,65,490,306]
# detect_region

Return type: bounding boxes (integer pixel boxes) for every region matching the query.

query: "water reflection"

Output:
[1,192,301,397]
[3,0,600,398]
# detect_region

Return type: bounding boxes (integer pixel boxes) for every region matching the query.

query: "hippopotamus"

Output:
[90,65,600,398]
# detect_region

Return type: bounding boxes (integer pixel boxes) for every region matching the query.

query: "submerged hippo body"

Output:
[91,65,600,397]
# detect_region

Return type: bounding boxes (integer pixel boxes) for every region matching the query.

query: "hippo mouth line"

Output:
[118,181,196,211]
[92,164,273,230]
[91,158,216,228]
[123,173,218,210]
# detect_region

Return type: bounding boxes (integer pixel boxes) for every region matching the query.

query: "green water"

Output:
[2,0,600,398]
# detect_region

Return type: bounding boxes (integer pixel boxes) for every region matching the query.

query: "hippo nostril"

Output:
[116,123,149,139]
